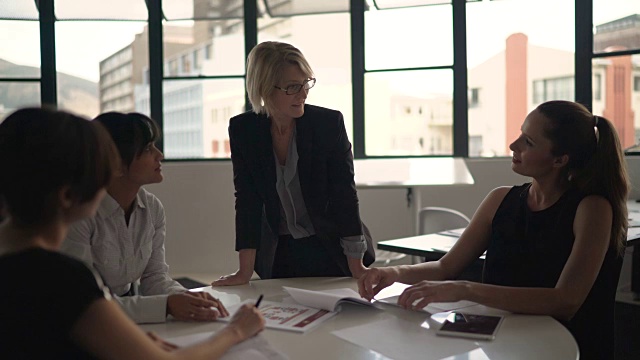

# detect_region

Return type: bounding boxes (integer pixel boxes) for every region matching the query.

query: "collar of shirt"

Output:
[97,190,147,218]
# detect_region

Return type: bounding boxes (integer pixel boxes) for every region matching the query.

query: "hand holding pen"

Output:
[227,295,266,341]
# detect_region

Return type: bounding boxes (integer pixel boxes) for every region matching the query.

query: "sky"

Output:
[0,0,637,83]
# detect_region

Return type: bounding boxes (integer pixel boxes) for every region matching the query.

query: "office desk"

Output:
[140,277,577,360]
[354,158,474,234]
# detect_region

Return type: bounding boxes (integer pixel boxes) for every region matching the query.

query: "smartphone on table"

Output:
[435,312,504,340]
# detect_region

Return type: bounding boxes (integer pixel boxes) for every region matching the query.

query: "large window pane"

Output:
[0,0,39,20]
[258,12,353,141]
[593,0,640,54]
[55,0,148,20]
[163,20,245,77]
[365,5,452,70]
[135,78,245,159]
[364,69,453,156]
[466,0,574,157]
[0,21,40,78]
[0,82,40,119]
[55,21,147,119]
[592,54,640,150]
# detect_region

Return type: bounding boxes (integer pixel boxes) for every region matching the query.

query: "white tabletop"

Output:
[140,277,577,360]
[354,158,474,188]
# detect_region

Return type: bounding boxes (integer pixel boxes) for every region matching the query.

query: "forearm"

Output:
[114,294,170,324]
[347,257,366,278]
[174,327,243,359]
[395,261,451,284]
[464,282,579,320]
[237,249,256,275]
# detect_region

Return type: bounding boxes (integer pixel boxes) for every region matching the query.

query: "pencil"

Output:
[255,294,264,308]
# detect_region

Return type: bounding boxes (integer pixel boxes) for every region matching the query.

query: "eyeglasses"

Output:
[274,78,316,95]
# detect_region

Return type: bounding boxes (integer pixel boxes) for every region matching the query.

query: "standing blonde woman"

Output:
[213,41,375,285]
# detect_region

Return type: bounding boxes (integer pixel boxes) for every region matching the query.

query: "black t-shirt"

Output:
[0,248,108,359]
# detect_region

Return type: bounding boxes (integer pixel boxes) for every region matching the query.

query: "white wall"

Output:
[147,157,640,289]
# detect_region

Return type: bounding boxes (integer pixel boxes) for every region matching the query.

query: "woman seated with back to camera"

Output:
[358,100,628,360]
[0,108,264,359]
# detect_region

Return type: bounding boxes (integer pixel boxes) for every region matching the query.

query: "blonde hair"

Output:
[246,41,314,115]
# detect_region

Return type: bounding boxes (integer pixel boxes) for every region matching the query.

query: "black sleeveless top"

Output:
[485,183,622,360]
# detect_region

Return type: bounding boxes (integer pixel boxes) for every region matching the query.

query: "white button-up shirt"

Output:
[61,188,185,323]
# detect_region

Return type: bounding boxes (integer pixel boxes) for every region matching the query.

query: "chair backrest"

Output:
[418,206,470,235]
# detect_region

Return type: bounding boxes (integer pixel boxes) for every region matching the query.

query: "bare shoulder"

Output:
[576,195,612,218]
[484,186,513,207]
[471,186,513,225]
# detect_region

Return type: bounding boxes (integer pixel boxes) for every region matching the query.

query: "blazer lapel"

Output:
[257,115,276,190]
[296,115,313,196]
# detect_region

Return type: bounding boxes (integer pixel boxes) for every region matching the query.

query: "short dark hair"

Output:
[93,112,160,168]
[0,107,116,227]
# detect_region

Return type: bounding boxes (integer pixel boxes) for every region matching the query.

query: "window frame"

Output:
[7,0,639,159]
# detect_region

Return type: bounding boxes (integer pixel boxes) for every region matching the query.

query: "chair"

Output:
[414,206,470,264]
[418,206,470,236]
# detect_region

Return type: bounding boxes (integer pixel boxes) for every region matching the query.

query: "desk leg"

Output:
[410,186,422,265]
[633,246,640,300]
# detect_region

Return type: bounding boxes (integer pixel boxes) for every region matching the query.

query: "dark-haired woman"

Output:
[62,112,228,324]
[0,107,265,359]
[359,100,628,360]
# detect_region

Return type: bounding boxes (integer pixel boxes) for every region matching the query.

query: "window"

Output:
[159,0,245,159]
[594,73,602,100]
[258,6,353,142]
[468,88,480,107]
[0,19,41,118]
[591,55,640,150]
[364,4,453,156]
[532,77,574,105]
[467,0,575,157]
[6,0,640,160]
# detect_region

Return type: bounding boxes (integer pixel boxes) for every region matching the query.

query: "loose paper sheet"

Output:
[332,317,482,360]
[165,333,288,360]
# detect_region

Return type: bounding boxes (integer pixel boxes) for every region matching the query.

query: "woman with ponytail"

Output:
[359,100,628,360]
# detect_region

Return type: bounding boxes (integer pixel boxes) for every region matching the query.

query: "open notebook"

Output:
[220,288,379,334]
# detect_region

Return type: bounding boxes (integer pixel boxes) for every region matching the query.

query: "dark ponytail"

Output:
[538,101,629,254]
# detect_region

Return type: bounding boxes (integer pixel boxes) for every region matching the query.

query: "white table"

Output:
[141,277,578,360]
[354,158,474,234]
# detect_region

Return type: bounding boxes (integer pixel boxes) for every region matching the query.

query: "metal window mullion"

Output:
[575,0,593,111]
[39,0,56,107]
[452,0,468,157]
[351,0,366,158]
[148,0,164,152]
[244,0,258,112]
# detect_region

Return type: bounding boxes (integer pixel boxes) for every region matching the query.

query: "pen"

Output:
[255,294,264,308]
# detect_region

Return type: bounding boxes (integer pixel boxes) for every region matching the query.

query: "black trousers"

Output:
[271,234,348,278]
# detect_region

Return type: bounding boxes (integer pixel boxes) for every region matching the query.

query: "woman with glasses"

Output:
[212,41,375,285]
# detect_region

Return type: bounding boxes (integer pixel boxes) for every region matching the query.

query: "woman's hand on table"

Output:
[211,269,253,286]
[357,266,400,301]
[167,291,229,321]
[398,280,470,310]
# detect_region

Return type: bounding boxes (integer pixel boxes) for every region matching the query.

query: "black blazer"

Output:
[229,104,375,278]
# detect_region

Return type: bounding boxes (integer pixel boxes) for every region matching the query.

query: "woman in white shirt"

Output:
[62,112,226,323]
